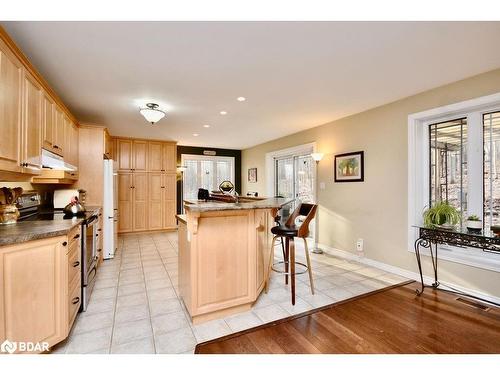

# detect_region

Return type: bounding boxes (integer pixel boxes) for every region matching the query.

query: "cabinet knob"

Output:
[54,145,59,149]
[72,261,80,268]
[72,297,80,305]
[62,241,68,246]
[73,234,80,240]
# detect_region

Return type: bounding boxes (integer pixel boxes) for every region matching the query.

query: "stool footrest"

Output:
[271,260,309,275]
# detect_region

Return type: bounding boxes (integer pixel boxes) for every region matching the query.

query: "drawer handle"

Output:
[62,241,68,246]
[73,234,80,239]
[54,145,59,149]
[72,297,80,305]
[72,261,80,268]
[98,248,102,252]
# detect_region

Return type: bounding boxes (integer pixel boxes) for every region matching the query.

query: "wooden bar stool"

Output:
[265,203,317,305]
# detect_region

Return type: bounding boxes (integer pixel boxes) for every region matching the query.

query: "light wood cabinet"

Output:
[133,140,148,172]
[0,236,67,351]
[0,37,23,173]
[118,173,133,232]
[22,70,42,174]
[52,105,65,156]
[115,137,177,233]
[133,172,148,231]
[104,130,113,159]
[117,139,132,171]
[148,172,177,230]
[42,92,55,150]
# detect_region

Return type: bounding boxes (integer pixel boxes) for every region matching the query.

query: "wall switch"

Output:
[319,182,326,190]
[356,239,364,252]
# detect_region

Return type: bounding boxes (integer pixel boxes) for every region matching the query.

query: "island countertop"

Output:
[183,197,294,213]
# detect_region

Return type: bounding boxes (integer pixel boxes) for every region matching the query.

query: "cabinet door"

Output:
[118,173,133,232]
[255,210,271,293]
[22,70,42,173]
[133,140,148,171]
[0,236,66,349]
[162,143,177,172]
[42,92,55,150]
[163,173,177,228]
[148,141,163,172]
[70,122,79,168]
[104,131,112,159]
[133,173,148,231]
[117,139,132,171]
[148,173,163,230]
[0,38,23,173]
[52,106,64,155]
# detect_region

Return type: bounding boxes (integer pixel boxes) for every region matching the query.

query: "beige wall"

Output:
[242,68,500,299]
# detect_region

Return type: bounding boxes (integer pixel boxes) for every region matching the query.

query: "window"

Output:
[429,118,468,217]
[181,154,235,201]
[274,154,315,204]
[484,111,500,228]
[408,93,500,271]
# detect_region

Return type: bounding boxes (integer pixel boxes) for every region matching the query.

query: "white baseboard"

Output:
[318,243,500,306]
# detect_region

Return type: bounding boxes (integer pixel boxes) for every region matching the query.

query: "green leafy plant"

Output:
[467,215,480,221]
[423,201,461,227]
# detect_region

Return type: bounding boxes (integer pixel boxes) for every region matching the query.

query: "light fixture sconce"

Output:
[311,153,324,163]
[140,103,166,124]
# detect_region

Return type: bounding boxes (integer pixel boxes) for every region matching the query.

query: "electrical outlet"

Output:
[356,239,364,252]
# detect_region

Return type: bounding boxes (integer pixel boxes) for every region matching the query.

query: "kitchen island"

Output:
[177,197,293,324]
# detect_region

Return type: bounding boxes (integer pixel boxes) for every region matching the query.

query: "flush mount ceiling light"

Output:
[220,111,227,115]
[139,103,166,124]
[237,96,246,102]
[203,124,210,128]
[193,133,199,137]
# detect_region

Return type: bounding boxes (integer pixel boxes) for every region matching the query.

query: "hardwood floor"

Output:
[195,282,500,354]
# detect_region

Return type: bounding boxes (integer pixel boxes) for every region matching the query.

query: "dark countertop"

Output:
[0,206,101,247]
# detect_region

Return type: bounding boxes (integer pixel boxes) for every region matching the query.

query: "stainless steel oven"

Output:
[81,214,98,311]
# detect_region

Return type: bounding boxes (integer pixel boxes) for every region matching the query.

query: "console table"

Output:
[413,226,500,295]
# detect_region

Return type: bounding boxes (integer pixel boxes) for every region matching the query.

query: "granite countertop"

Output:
[0,206,101,247]
[183,197,295,213]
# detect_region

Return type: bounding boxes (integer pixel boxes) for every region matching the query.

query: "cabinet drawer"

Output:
[68,242,81,286]
[68,275,81,327]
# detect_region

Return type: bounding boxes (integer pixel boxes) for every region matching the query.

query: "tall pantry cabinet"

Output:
[114,137,177,233]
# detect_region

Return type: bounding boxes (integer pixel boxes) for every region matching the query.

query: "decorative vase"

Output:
[466,220,482,232]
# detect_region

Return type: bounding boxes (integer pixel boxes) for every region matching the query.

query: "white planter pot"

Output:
[466,220,482,230]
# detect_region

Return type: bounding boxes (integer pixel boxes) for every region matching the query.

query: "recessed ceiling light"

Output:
[193,133,199,137]
[203,124,210,128]
[220,111,227,115]
[237,97,246,102]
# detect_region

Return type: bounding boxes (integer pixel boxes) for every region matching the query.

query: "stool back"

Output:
[285,203,318,238]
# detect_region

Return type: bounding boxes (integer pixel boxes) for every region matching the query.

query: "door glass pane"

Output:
[216,160,232,187]
[484,111,500,228]
[296,155,314,203]
[275,157,294,199]
[183,160,199,200]
[200,160,213,192]
[429,118,468,217]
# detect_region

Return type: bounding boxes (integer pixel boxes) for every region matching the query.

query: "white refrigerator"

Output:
[103,159,118,259]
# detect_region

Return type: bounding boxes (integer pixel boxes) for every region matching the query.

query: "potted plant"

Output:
[423,201,460,229]
[466,214,482,232]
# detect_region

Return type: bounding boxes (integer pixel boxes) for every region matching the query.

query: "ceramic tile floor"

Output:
[51,231,409,354]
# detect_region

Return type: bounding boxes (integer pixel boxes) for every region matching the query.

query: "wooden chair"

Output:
[265,203,318,305]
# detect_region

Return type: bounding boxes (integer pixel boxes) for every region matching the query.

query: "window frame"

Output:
[408,92,500,272]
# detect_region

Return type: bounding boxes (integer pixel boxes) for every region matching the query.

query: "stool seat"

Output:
[271,224,298,237]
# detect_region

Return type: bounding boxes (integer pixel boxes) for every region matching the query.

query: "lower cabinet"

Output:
[0,226,82,353]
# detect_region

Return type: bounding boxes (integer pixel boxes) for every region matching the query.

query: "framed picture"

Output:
[248,168,257,183]
[334,151,364,182]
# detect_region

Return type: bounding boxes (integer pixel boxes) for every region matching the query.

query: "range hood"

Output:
[41,149,77,171]
[31,149,79,184]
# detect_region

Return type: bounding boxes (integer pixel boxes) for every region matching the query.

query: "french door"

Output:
[181,154,235,201]
[274,154,315,204]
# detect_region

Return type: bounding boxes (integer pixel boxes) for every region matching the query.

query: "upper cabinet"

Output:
[22,70,42,174]
[0,26,79,179]
[0,37,23,174]
[116,138,177,173]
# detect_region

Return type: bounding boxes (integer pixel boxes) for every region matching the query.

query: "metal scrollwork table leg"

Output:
[414,237,439,295]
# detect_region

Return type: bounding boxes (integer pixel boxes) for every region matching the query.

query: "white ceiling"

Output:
[3,21,500,149]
